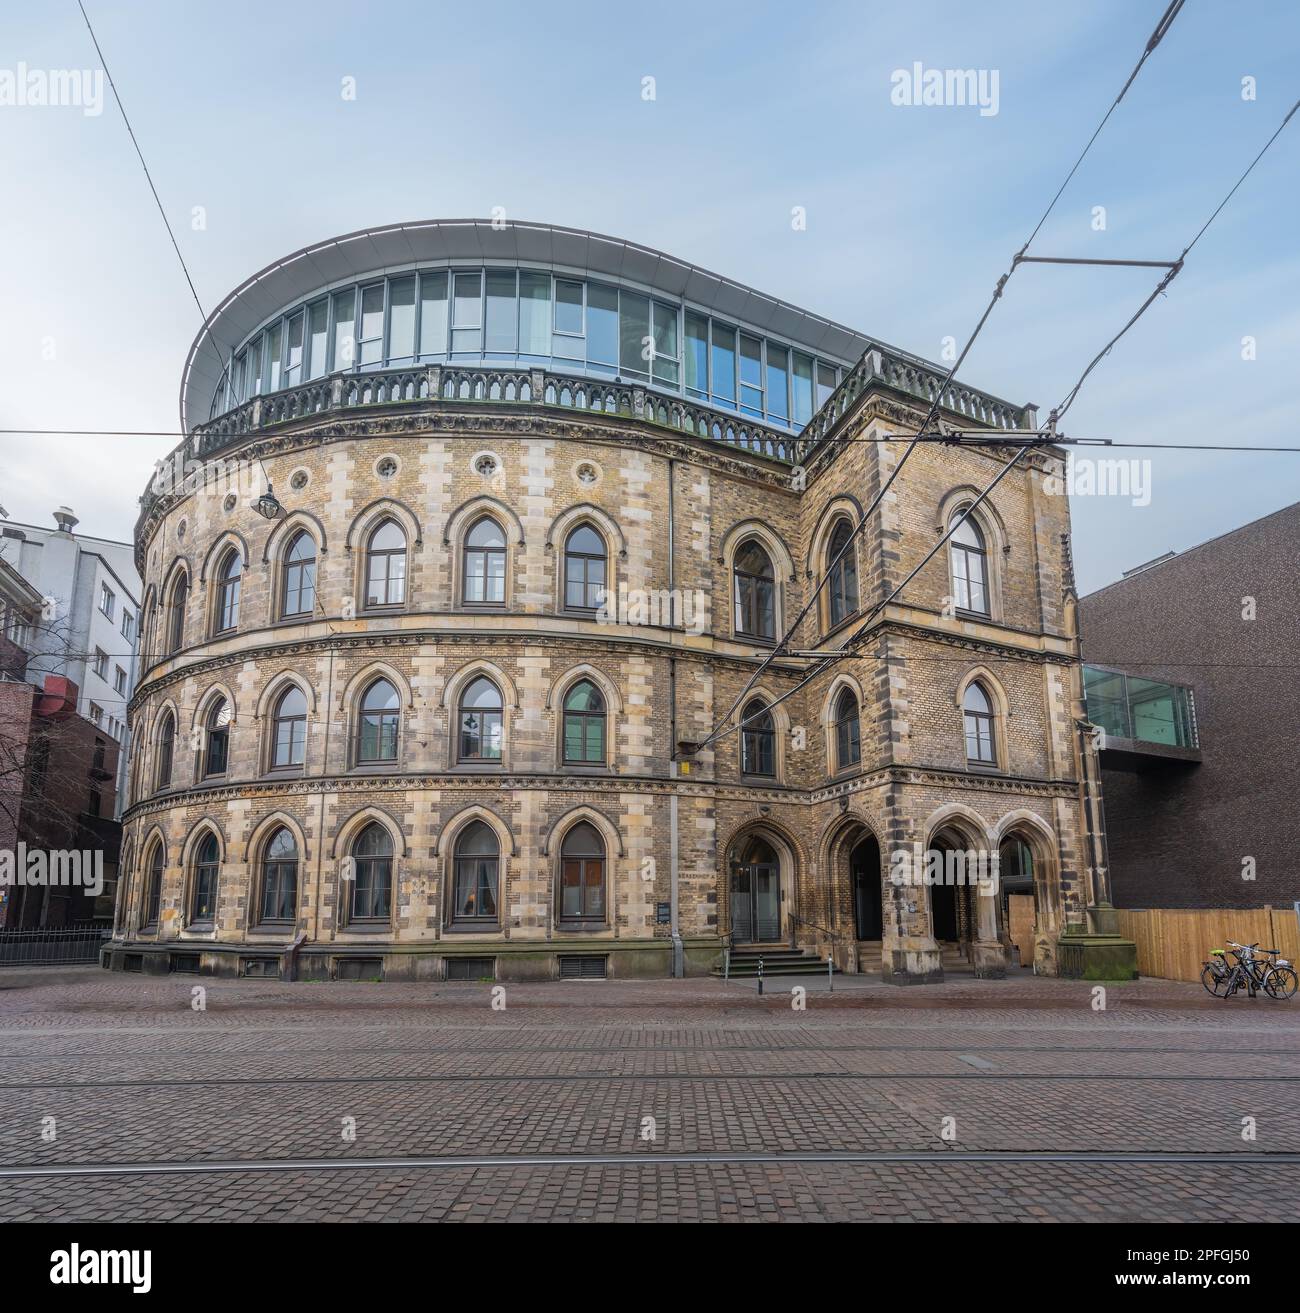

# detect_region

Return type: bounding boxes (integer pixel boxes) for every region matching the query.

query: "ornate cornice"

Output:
[122,761,1078,828]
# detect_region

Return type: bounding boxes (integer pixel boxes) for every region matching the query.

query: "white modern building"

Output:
[0,507,142,816]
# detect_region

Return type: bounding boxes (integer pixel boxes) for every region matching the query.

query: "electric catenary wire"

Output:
[708,95,1300,748]
[692,0,1187,755]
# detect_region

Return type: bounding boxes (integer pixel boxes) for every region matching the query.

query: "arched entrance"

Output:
[728,835,782,943]
[851,834,882,941]
[929,825,980,970]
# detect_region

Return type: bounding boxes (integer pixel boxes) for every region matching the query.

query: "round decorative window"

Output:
[289,468,310,491]
[222,493,237,513]
[474,453,499,478]
[375,455,399,480]
[575,461,600,487]
[176,519,187,541]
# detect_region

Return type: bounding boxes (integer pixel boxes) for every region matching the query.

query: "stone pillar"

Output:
[881,837,942,984]
[971,882,1006,979]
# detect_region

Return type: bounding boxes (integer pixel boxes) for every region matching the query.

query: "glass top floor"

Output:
[207,263,852,432]
[1083,665,1199,749]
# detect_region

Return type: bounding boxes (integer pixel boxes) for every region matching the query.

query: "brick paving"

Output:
[0,969,1297,1222]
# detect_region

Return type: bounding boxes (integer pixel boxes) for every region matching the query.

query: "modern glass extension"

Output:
[209,266,847,431]
[1083,666,1198,748]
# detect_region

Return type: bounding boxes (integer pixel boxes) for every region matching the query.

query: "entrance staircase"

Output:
[713,944,840,979]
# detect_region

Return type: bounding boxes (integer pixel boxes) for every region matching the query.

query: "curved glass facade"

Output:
[210,266,846,430]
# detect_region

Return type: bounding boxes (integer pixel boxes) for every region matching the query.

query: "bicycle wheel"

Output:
[1264,966,1298,1000]
[1201,963,1231,997]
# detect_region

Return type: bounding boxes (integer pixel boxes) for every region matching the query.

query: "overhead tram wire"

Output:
[691,0,1187,756]
[706,94,1300,750]
[77,0,273,490]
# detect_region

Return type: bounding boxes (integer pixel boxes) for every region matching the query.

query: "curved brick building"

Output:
[109,219,1129,983]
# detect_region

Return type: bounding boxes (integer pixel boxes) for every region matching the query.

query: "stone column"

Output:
[971,879,1006,979]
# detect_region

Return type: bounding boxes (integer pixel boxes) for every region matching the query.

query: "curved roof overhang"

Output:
[180,219,898,434]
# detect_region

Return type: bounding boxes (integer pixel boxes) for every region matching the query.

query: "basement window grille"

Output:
[558,954,607,980]
[446,956,496,981]
[336,956,384,982]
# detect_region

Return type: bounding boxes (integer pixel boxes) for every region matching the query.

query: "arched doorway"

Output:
[929,826,980,967]
[851,835,882,941]
[728,835,782,943]
[999,832,1040,971]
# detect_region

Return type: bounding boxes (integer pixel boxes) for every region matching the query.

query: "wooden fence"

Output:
[1115,907,1300,983]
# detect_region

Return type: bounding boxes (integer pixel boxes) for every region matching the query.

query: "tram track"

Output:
[4,1147,1299,1181]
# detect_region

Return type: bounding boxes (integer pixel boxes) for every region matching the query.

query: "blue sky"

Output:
[1,0,1297,592]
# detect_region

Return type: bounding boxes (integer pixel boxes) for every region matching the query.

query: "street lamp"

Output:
[253,483,282,520]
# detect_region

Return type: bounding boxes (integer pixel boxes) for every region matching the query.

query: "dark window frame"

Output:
[281,531,317,619]
[833,687,861,772]
[562,679,607,766]
[258,827,299,926]
[740,699,776,777]
[190,833,220,927]
[563,524,608,613]
[349,823,393,923]
[733,540,776,640]
[356,678,400,765]
[364,518,408,610]
[558,822,606,925]
[215,550,241,634]
[450,820,501,925]
[963,682,998,766]
[462,516,507,608]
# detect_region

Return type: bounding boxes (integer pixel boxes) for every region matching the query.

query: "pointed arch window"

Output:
[271,685,308,768]
[166,574,189,654]
[452,820,500,924]
[564,524,607,612]
[562,680,606,764]
[357,678,399,763]
[215,550,241,633]
[559,821,606,924]
[143,843,164,928]
[458,677,503,762]
[963,682,997,765]
[949,512,989,615]
[833,687,861,771]
[734,540,776,639]
[365,519,407,608]
[741,699,776,777]
[350,822,393,922]
[259,826,299,924]
[826,519,859,627]
[191,832,219,926]
[463,516,506,605]
[203,699,230,777]
[155,711,175,789]
[282,531,317,618]
[998,836,1034,891]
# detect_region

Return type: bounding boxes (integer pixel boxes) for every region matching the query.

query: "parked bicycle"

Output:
[1201,941,1297,1000]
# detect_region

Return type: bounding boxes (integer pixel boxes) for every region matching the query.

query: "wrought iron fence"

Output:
[0,922,110,967]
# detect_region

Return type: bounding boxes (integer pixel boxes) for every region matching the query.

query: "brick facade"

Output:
[114,377,1106,984]
[1079,502,1300,910]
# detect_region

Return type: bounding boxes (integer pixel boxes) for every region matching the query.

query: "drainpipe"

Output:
[666,456,684,977]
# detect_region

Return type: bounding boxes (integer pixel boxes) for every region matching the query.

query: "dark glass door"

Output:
[731,863,780,942]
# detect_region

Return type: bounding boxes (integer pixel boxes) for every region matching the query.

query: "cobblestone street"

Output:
[1,969,1296,1222]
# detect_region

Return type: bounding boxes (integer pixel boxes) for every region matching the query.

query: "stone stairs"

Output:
[713,945,840,978]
